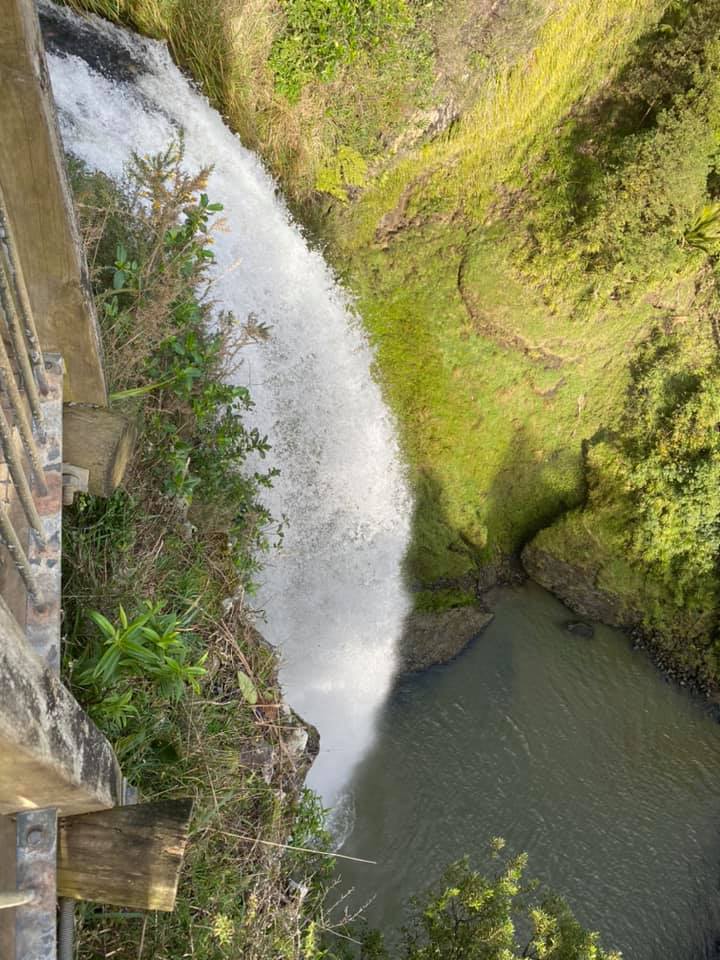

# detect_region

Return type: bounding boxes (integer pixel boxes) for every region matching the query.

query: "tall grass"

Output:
[61,0,437,199]
[449,0,667,209]
[349,0,667,243]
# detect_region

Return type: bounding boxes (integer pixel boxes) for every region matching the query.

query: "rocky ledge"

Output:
[398,604,495,673]
[521,543,636,628]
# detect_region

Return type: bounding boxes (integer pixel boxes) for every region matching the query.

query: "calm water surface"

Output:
[339,583,720,959]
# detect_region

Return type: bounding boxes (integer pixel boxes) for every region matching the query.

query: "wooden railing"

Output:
[0,183,59,625]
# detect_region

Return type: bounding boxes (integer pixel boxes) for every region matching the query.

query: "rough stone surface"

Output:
[0,594,122,815]
[522,543,636,628]
[399,604,494,673]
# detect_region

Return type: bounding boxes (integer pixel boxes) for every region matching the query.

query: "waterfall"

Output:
[42,2,412,802]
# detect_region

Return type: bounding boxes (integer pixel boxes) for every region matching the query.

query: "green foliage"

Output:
[515,5,720,296]
[347,844,619,960]
[71,601,206,761]
[315,146,368,201]
[75,142,281,586]
[685,202,720,253]
[64,150,334,959]
[338,0,720,649]
[588,331,720,609]
[269,0,412,101]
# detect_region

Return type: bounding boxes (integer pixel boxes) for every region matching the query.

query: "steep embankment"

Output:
[60,0,720,688]
[337,0,720,689]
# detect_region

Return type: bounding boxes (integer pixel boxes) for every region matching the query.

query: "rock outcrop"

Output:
[399,604,494,673]
[521,542,636,628]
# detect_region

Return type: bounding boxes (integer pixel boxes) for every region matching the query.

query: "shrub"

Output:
[588,330,720,611]
[351,843,620,960]
[514,2,720,295]
[64,146,327,959]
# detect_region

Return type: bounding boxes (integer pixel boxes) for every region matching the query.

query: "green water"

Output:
[338,583,720,959]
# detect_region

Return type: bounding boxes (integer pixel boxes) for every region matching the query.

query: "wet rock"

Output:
[521,542,634,627]
[399,604,494,673]
[565,620,594,639]
[282,724,309,762]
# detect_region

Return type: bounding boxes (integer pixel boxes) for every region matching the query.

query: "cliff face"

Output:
[334,0,720,693]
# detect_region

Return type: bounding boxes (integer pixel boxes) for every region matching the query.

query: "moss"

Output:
[414,587,477,613]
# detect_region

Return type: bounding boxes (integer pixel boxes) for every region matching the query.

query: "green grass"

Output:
[61,0,442,201]
[343,0,668,247]
[353,223,594,584]
[331,0,720,626]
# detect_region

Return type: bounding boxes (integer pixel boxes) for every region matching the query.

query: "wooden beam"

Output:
[58,801,193,911]
[0,594,122,816]
[63,405,137,497]
[0,0,107,405]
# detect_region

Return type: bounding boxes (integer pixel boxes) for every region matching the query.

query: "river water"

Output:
[340,583,720,958]
[39,6,720,956]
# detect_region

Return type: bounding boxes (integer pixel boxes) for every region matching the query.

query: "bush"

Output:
[64,145,326,959]
[587,331,720,611]
[349,843,619,960]
[515,1,720,296]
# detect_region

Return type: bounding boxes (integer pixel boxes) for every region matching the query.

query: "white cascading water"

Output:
[43,2,412,803]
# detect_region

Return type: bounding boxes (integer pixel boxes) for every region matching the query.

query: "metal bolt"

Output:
[26,825,43,847]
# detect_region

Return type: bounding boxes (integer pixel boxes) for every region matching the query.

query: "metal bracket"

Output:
[61,463,89,507]
[15,807,57,960]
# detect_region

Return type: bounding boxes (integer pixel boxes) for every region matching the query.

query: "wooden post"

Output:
[58,801,193,911]
[0,0,107,406]
[63,405,137,497]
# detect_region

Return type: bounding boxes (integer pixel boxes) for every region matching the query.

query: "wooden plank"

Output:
[0,0,107,405]
[0,593,122,816]
[63,404,137,497]
[58,800,193,911]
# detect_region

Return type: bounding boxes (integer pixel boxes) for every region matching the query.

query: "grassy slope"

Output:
[62,0,442,204]
[60,0,720,668]
[334,0,671,583]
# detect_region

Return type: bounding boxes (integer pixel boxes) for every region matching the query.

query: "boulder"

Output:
[398,604,494,673]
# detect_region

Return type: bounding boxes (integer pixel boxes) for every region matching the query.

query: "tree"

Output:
[352,841,620,960]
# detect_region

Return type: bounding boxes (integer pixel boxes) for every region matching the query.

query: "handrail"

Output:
[0,188,54,611]
[0,184,48,415]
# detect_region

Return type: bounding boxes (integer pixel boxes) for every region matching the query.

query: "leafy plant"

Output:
[269,0,412,101]
[346,843,619,960]
[587,330,720,610]
[684,202,720,253]
[73,601,206,737]
[64,150,327,959]
[315,146,368,201]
